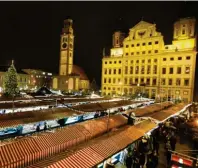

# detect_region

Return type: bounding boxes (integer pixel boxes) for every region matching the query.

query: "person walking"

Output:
[170,135,177,151]
[166,150,171,167]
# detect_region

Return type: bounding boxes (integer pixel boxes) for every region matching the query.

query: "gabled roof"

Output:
[130,20,155,31]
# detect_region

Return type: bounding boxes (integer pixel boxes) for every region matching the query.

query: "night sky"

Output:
[0,2,198,87]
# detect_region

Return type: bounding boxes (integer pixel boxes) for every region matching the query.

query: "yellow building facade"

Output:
[101,17,197,103]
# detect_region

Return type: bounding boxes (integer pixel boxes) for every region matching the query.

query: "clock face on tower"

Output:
[62,43,67,49]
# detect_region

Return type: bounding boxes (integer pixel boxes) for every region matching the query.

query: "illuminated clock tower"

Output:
[59,19,74,76]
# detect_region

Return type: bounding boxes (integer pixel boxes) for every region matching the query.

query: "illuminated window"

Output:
[169,79,172,85]
[126,45,129,48]
[141,66,145,74]
[178,57,182,60]
[152,78,157,86]
[137,43,140,47]
[162,68,166,74]
[184,79,189,86]
[170,57,174,61]
[163,58,166,61]
[147,65,151,74]
[169,68,174,74]
[186,56,191,60]
[129,78,133,84]
[131,52,134,56]
[130,66,133,74]
[148,42,152,45]
[124,78,128,84]
[146,78,150,85]
[125,66,128,74]
[176,79,181,86]
[136,66,139,74]
[161,78,166,85]
[185,67,190,74]
[153,65,157,74]
[142,51,146,54]
[177,67,181,74]
[104,69,107,74]
[155,41,159,44]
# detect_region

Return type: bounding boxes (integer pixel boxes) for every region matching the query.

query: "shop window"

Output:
[185,67,190,74]
[169,67,173,74]
[177,67,181,74]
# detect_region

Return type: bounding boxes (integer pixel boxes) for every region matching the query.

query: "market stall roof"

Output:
[73,100,143,112]
[0,108,83,128]
[0,114,127,168]
[147,103,188,122]
[28,119,157,168]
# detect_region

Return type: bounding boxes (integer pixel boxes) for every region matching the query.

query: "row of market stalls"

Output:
[0,100,145,139]
[0,114,128,168]
[26,102,193,168]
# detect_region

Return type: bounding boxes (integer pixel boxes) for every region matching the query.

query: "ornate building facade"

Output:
[101,17,197,103]
[53,19,89,92]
